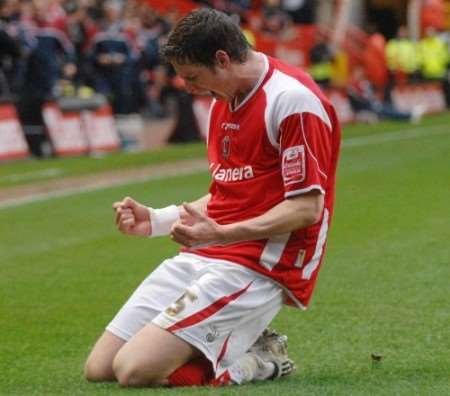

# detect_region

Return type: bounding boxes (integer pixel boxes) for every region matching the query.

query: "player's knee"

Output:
[114,365,145,387]
[84,358,113,382]
[113,356,163,387]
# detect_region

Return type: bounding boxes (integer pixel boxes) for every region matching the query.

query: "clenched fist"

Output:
[113,196,151,236]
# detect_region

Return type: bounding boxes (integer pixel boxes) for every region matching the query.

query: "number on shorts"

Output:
[165,288,197,316]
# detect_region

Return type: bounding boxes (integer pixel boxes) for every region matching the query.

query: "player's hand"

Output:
[171,202,223,248]
[113,196,151,236]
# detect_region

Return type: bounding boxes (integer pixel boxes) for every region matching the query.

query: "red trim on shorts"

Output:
[215,332,231,369]
[210,370,231,386]
[167,282,253,332]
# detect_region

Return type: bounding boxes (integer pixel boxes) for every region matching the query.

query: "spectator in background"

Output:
[0,0,21,96]
[16,0,76,157]
[262,7,287,35]
[138,7,167,70]
[208,0,251,16]
[421,0,445,33]
[64,0,99,87]
[418,26,449,107]
[309,30,333,89]
[246,4,286,58]
[86,0,139,114]
[385,25,421,85]
[361,31,388,91]
[122,0,149,113]
[0,0,36,96]
[137,4,174,118]
[261,0,281,16]
[29,0,77,88]
[271,13,305,68]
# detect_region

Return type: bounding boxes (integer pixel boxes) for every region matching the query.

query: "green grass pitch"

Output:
[1,113,449,395]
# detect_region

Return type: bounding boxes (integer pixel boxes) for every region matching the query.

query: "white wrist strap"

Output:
[149,205,180,237]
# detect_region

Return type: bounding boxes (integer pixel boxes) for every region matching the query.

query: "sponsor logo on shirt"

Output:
[211,162,254,182]
[282,145,305,185]
[221,122,240,131]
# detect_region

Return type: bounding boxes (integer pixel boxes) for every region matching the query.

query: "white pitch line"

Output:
[0,164,208,209]
[0,167,64,183]
[1,123,448,210]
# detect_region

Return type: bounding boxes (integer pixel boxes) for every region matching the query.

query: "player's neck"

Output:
[232,51,266,109]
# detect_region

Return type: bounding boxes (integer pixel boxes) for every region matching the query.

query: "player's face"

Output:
[173,61,234,101]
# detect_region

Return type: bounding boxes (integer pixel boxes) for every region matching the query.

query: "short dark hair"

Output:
[160,8,250,67]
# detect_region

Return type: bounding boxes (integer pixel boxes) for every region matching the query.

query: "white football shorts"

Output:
[106,252,284,377]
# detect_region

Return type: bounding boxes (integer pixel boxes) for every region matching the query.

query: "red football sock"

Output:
[167,357,231,387]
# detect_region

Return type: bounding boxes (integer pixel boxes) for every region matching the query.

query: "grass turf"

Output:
[0,142,206,188]
[1,115,449,395]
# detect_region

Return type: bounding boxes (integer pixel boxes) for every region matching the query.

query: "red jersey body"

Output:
[186,54,341,308]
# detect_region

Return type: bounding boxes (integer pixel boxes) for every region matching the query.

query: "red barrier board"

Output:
[81,105,120,153]
[392,83,446,114]
[0,103,30,160]
[42,103,89,156]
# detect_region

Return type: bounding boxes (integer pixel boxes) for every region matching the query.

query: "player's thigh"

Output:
[113,323,200,386]
[84,330,125,381]
[106,254,204,341]
[86,254,203,382]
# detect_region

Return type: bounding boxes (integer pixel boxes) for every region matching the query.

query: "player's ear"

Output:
[215,50,230,68]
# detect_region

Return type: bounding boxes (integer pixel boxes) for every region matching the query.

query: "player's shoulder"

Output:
[265,60,326,105]
[263,64,332,129]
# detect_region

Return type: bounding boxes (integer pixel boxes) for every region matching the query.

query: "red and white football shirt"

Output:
[185,54,341,308]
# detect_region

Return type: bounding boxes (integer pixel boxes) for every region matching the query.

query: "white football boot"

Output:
[228,329,296,384]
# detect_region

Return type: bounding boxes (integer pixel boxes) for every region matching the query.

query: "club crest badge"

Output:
[221,135,231,158]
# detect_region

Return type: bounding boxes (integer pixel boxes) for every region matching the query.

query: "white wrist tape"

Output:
[148,205,180,237]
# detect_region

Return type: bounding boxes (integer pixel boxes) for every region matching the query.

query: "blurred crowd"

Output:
[0,0,314,114]
[0,0,173,116]
[0,0,449,147]
[344,23,450,123]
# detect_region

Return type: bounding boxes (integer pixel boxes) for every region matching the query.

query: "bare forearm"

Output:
[220,192,323,243]
[171,192,323,248]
